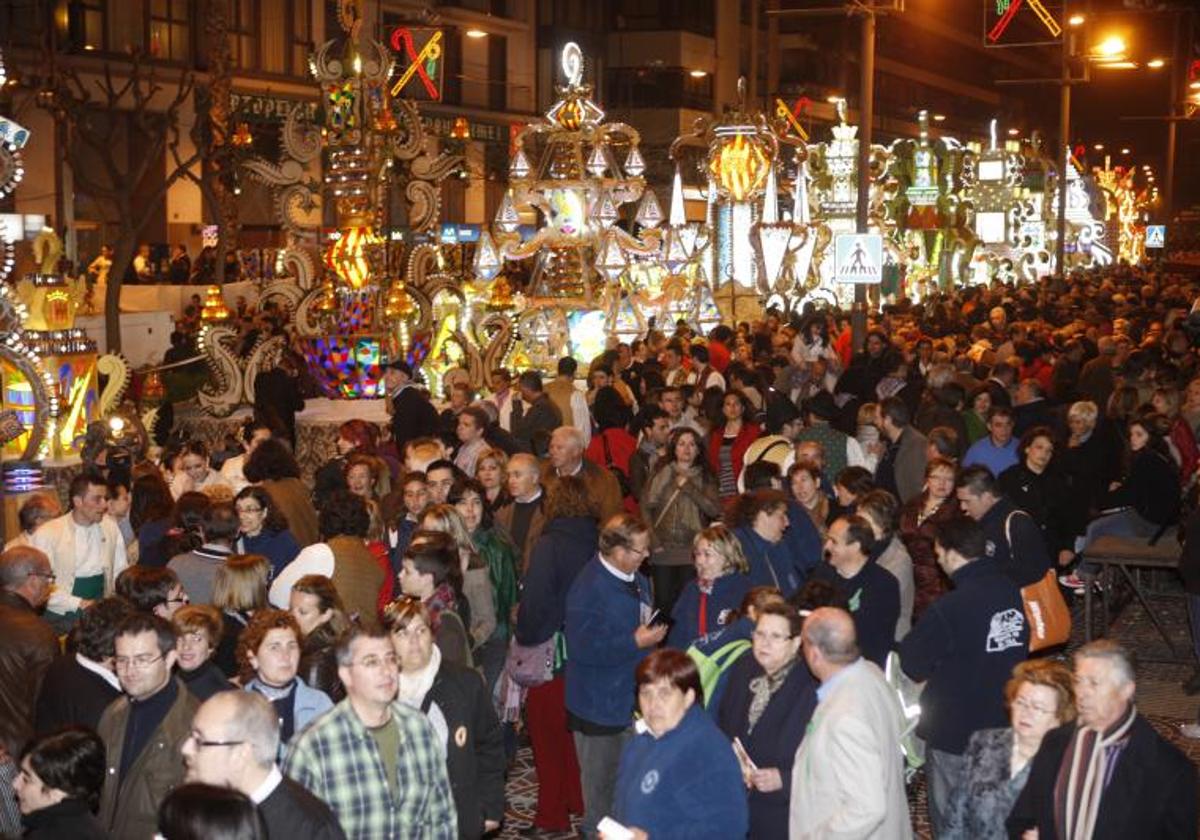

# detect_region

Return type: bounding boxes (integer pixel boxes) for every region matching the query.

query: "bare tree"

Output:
[41,55,200,352]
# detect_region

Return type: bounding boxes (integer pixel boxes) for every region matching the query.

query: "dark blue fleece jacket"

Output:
[667,572,752,651]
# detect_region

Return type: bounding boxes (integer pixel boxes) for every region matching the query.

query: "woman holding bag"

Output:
[642,427,723,613]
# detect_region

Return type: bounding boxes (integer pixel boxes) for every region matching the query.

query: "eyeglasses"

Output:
[185,731,244,750]
[166,594,190,606]
[27,571,56,582]
[1012,698,1057,716]
[236,505,264,514]
[115,654,164,670]
[352,653,399,670]
[753,630,794,644]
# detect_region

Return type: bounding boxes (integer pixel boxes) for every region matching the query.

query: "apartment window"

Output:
[291,0,313,76]
[605,67,712,111]
[148,0,189,62]
[70,0,108,52]
[229,0,258,70]
[488,34,507,112]
[612,0,714,35]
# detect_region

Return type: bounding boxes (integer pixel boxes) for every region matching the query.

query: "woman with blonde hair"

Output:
[211,553,271,676]
[474,447,510,511]
[945,659,1076,839]
[418,504,497,651]
[667,524,751,649]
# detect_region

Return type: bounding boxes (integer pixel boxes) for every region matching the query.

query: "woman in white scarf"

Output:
[385,597,506,839]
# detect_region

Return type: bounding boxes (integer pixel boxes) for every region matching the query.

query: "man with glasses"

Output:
[97,612,199,838]
[114,565,190,620]
[32,470,127,633]
[898,517,1028,837]
[564,513,665,839]
[283,624,456,839]
[183,690,345,838]
[0,545,60,836]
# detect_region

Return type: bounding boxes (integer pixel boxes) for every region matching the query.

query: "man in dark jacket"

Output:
[898,518,1028,837]
[1008,640,1197,840]
[183,691,345,839]
[0,547,59,769]
[956,465,1052,587]
[511,370,563,457]
[384,360,440,457]
[565,514,666,839]
[36,596,132,733]
[253,351,306,449]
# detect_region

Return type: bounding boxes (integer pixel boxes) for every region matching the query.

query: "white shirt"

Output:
[248,766,284,805]
[32,512,127,613]
[220,453,250,495]
[268,543,334,608]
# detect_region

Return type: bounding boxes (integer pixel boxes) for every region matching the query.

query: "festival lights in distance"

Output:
[1068,13,1085,27]
[465,29,487,39]
[1147,58,1165,69]
[690,69,708,78]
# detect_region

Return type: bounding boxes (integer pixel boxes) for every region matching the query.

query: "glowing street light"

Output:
[689,69,708,78]
[1094,35,1127,58]
[1147,58,1165,69]
[1068,13,1085,27]
[465,28,488,39]
[1094,143,1104,151]
[1121,147,1131,155]
[932,113,946,122]
[1007,127,1020,136]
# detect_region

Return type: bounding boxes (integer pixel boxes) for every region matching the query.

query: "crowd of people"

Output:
[4,262,1200,839]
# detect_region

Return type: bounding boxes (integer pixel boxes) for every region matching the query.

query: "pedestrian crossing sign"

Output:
[1145,225,1166,249]
[835,233,883,283]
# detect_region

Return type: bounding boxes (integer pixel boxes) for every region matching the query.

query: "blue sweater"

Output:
[613,705,749,840]
[898,557,1029,754]
[735,525,806,597]
[667,573,752,650]
[812,559,900,668]
[565,557,652,728]
[238,528,301,579]
[516,516,599,647]
[963,436,1019,477]
[784,499,824,576]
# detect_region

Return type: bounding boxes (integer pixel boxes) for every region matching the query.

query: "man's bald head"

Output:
[506,452,543,501]
[0,545,53,608]
[802,607,860,668]
[508,453,540,475]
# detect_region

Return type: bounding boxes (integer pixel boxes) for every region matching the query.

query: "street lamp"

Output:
[1068,13,1085,27]
[1147,58,1165,69]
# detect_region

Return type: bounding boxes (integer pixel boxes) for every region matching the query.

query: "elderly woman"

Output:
[643,427,723,612]
[237,609,333,749]
[243,439,319,547]
[898,457,963,621]
[717,602,816,840]
[13,728,108,839]
[613,649,748,840]
[210,553,271,676]
[267,490,388,629]
[233,485,299,579]
[730,489,805,597]
[998,426,1071,555]
[1059,400,1116,566]
[289,574,348,702]
[397,531,473,667]
[944,659,1075,839]
[708,390,762,504]
[512,475,595,835]
[667,524,751,650]
[172,604,232,701]
[385,597,505,839]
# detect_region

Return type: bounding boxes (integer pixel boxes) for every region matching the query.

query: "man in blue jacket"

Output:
[565,514,667,839]
[898,516,1028,838]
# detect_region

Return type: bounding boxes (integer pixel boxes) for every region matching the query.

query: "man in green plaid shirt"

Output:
[283,625,457,839]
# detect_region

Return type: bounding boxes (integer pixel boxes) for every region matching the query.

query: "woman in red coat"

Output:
[708,390,761,506]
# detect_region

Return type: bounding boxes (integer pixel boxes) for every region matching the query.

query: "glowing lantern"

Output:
[324,224,382,289]
[200,285,229,321]
[708,127,773,202]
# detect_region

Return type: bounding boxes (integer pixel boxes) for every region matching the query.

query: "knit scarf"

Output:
[425,582,458,633]
[747,658,796,734]
[398,645,441,709]
[1053,703,1137,840]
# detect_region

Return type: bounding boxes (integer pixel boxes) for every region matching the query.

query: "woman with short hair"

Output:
[211,553,271,676]
[667,524,751,650]
[236,609,333,749]
[172,604,232,701]
[898,457,964,621]
[787,460,828,539]
[613,649,748,839]
[730,489,804,597]
[14,727,108,839]
[944,659,1075,839]
[385,598,505,839]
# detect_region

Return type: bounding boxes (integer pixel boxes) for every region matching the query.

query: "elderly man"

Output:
[1008,640,1196,839]
[3,494,61,550]
[98,613,199,839]
[32,470,127,632]
[789,607,911,839]
[543,426,623,521]
[0,546,59,803]
[565,514,665,839]
[283,624,456,839]
[184,690,345,838]
[494,453,545,574]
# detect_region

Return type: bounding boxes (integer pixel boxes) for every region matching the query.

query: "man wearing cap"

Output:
[384,361,439,457]
[794,391,867,489]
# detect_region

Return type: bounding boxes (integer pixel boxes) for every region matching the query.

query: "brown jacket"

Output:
[264,478,319,547]
[493,496,547,574]
[542,460,623,523]
[328,535,385,630]
[97,678,199,840]
[0,590,59,754]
